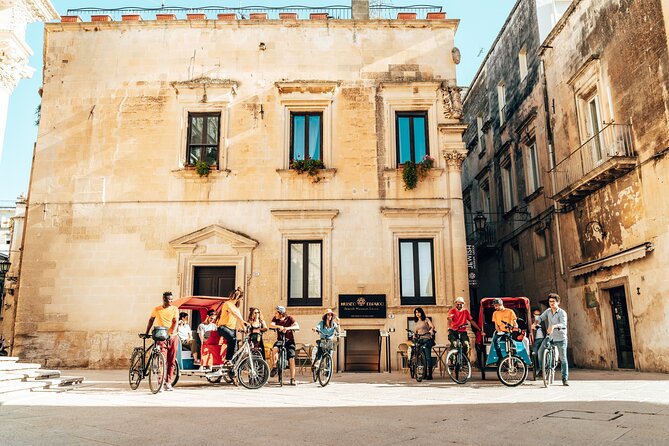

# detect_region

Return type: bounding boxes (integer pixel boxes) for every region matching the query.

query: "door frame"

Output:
[597,277,637,370]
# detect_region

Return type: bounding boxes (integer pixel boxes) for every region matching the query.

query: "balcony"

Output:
[550,123,637,205]
[467,224,497,249]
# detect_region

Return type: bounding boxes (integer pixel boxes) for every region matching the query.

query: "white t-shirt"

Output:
[198,322,217,340]
[177,323,192,342]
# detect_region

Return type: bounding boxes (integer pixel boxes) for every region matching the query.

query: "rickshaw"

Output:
[474,297,537,382]
[172,295,270,390]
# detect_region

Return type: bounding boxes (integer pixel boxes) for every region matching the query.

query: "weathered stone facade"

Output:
[542,0,669,372]
[462,0,566,315]
[2,11,469,368]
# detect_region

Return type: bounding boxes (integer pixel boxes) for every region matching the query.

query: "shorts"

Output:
[273,340,296,359]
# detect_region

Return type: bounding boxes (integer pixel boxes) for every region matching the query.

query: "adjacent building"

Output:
[2,2,470,369]
[463,0,669,373]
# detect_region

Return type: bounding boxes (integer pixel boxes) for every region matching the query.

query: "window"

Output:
[399,239,435,305]
[526,142,541,194]
[501,156,515,212]
[480,178,491,214]
[586,95,603,162]
[477,115,486,155]
[518,47,528,81]
[396,112,429,165]
[497,82,506,126]
[187,112,220,166]
[290,112,322,162]
[464,193,473,235]
[511,242,522,271]
[288,240,322,306]
[534,229,548,259]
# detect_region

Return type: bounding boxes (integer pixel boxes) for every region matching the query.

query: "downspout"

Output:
[541,59,565,279]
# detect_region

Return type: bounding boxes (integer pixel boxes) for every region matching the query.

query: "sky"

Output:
[0,0,515,202]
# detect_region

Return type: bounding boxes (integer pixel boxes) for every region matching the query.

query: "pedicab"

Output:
[474,297,537,382]
[172,295,270,389]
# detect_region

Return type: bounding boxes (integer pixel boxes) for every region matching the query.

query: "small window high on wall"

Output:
[396,112,429,165]
[290,112,323,162]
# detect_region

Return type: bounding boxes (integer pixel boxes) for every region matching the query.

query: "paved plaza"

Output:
[1,368,669,445]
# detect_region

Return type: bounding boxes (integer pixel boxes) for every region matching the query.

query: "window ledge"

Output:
[276,168,337,182]
[383,167,445,178]
[523,186,544,203]
[171,167,231,179]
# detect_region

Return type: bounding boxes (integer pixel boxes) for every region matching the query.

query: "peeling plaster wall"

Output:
[4,20,470,368]
[544,0,669,372]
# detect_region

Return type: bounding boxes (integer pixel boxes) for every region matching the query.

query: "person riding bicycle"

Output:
[269,305,300,386]
[312,309,340,369]
[216,288,250,366]
[447,296,480,358]
[413,307,435,380]
[145,291,179,391]
[247,307,268,359]
[491,298,518,365]
[534,293,569,386]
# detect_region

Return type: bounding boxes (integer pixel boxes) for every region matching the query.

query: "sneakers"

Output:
[289,378,296,386]
[270,367,277,377]
[562,379,570,386]
[164,383,174,392]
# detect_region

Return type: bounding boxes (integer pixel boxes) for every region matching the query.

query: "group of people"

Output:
[145,289,569,391]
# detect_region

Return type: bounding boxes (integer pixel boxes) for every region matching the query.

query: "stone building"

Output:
[0,0,58,161]
[541,0,669,372]
[2,2,470,369]
[461,0,568,314]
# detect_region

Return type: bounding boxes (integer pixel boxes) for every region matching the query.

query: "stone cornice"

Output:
[380,207,450,218]
[275,81,339,95]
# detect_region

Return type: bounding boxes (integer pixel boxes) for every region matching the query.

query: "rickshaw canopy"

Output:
[172,295,230,316]
[475,297,533,345]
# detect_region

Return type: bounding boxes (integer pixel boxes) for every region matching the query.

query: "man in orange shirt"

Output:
[491,298,517,364]
[447,296,480,357]
[145,291,179,391]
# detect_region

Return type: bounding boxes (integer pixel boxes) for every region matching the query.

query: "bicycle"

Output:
[311,329,339,387]
[406,329,431,383]
[493,321,528,387]
[541,327,563,387]
[205,328,270,390]
[273,328,298,387]
[445,324,472,384]
[129,332,170,394]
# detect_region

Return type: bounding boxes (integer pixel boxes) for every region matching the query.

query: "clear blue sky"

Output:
[0,0,514,201]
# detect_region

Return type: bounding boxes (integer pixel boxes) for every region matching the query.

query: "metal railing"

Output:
[550,123,635,195]
[66,5,442,21]
[466,224,497,248]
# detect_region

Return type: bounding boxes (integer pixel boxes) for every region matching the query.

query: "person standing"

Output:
[216,288,249,364]
[491,298,517,364]
[447,296,480,358]
[270,305,300,386]
[532,308,546,373]
[247,307,268,359]
[145,291,179,391]
[535,293,569,386]
[413,307,435,380]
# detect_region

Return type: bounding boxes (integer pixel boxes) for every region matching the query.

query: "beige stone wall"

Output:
[7,19,470,368]
[543,0,669,372]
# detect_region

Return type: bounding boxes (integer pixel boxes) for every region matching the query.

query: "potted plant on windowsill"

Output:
[401,155,435,190]
[194,160,212,177]
[290,156,326,177]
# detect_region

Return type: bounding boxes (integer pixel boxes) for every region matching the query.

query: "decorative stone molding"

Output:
[440,81,463,120]
[0,39,32,90]
[275,81,339,95]
[444,152,467,171]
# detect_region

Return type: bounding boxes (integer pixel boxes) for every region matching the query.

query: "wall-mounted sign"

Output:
[467,244,478,287]
[338,294,386,319]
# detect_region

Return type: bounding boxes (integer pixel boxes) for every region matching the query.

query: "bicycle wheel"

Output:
[312,358,318,382]
[409,354,416,379]
[497,355,528,387]
[277,351,285,387]
[128,349,143,390]
[446,349,471,384]
[148,351,167,394]
[317,353,333,387]
[542,348,551,387]
[171,360,180,387]
[415,349,427,382]
[237,355,270,390]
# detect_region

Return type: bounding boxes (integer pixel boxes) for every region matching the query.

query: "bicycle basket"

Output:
[511,329,525,342]
[320,339,334,350]
[152,326,169,341]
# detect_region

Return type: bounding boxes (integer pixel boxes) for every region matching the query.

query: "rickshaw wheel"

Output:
[223,371,235,384]
[206,375,223,384]
[171,360,180,387]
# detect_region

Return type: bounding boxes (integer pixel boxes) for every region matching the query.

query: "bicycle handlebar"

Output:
[138,333,151,339]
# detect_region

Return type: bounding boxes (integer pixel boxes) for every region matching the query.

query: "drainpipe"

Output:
[541,59,565,279]
[352,0,369,20]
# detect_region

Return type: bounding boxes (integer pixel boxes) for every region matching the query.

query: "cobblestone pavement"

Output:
[1,369,668,445]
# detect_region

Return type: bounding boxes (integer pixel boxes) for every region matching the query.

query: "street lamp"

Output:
[474,211,487,233]
[0,259,9,275]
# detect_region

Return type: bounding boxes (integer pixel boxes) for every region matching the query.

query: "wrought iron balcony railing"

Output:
[549,123,637,204]
[66,5,443,21]
[466,224,497,249]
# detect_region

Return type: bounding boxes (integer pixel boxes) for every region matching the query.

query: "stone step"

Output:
[23,369,61,380]
[0,372,27,382]
[0,362,43,372]
[0,380,51,395]
[42,376,84,388]
[0,356,19,362]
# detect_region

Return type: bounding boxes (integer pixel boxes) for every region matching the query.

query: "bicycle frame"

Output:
[135,336,162,378]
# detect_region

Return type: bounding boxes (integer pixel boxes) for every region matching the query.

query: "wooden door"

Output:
[610,286,634,369]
